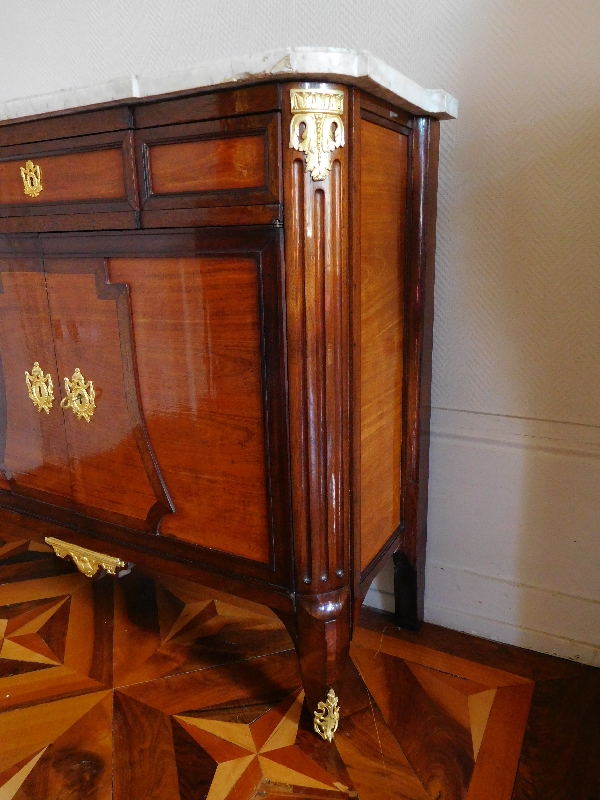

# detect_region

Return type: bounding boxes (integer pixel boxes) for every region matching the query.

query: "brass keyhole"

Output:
[25,362,54,413]
[60,368,96,422]
[20,160,43,198]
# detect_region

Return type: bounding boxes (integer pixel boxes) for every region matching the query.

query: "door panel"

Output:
[0,260,73,500]
[108,256,271,563]
[44,261,171,528]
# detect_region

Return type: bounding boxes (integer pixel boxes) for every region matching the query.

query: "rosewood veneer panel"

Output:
[359,119,408,570]
[0,106,131,147]
[0,211,139,234]
[139,204,281,229]
[108,255,271,563]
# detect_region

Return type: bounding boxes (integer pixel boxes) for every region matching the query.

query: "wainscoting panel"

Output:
[365,409,600,667]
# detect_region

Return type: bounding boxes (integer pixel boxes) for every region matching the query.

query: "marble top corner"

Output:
[0,47,458,124]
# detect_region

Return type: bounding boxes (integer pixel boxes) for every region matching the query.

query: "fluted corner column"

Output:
[283,82,352,717]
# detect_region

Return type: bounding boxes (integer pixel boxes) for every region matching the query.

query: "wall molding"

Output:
[431,407,600,459]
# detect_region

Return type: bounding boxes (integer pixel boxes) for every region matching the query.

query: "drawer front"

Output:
[0,149,124,205]
[0,131,138,230]
[150,134,266,194]
[137,113,280,224]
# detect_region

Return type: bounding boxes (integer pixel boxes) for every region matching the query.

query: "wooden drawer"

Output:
[0,131,138,232]
[136,113,281,227]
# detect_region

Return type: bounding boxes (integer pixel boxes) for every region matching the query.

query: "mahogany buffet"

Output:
[0,49,456,741]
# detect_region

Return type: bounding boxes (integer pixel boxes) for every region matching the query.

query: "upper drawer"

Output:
[0,131,138,232]
[136,113,280,225]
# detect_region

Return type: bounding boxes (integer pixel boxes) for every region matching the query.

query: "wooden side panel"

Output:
[45,265,166,527]
[108,256,271,563]
[0,262,72,500]
[148,135,266,195]
[359,120,408,570]
[0,149,126,206]
[398,118,440,629]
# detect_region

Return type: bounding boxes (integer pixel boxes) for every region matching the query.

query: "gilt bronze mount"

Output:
[45,537,126,578]
[60,368,96,422]
[25,362,54,413]
[20,160,43,198]
[289,88,345,181]
[313,688,340,742]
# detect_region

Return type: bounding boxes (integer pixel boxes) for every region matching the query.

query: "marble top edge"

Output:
[0,47,458,124]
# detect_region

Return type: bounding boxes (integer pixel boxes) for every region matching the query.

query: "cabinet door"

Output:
[1,230,291,588]
[107,230,290,580]
[0,258,73,501]
[44,259,172,531]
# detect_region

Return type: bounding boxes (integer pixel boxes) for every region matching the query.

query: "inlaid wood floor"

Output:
[0,531,598,800]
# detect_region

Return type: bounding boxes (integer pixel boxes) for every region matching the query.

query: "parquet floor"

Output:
[0,530,598,800]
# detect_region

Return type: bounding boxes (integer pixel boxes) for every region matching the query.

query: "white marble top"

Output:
[0,48,457,124]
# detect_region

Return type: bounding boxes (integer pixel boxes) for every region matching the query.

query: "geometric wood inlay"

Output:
[468,689,497,760]
[1,528,592,799]
[406,660,498,758]
[0,748,48,800]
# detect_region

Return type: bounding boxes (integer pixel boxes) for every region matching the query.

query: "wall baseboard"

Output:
[365,588,600,667]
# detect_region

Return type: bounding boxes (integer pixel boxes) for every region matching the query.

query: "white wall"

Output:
[1,0,598,664]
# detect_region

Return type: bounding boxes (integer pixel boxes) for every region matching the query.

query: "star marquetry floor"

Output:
[0,528,598,800]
